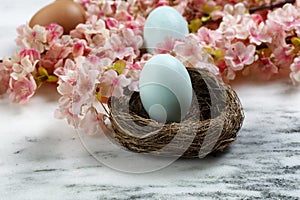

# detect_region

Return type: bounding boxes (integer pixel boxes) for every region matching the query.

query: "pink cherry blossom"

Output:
[54,58,78,85]
[218,3,252,40]
[174,35,215,70]
[272,45,294,66]
[45,23,64,44]
[72,39,91,58]
[9,75,37,104]
[121,28,143,55]
[75,61,99,98]
[267,4,300,31]
[54,104,80,128]
[127,63,142,92]
[107,33,135,61]
[249,22,272,45]
[156,36,177,54]
[100,69,130,97]
[255,57,279,80]
[11,55,38,80]
[197,27,222,46]
[115,10,134,22]
[2,0,300,134]
[70,16,109,47]
[225,42,256,71]
[174,36,203,60]
[79,107,104,135]
[40,44,72,74]
[16,24,47,53]
[19,49,41,62]
[105,17,119,29]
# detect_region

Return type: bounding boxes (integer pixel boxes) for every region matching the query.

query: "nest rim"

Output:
[107,68,244,158]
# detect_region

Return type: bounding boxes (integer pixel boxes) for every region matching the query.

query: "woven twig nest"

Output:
[108,68,244,158]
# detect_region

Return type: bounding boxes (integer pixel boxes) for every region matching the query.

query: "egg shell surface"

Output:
[29,0,86,33]
[143,6,189,53]
[139,54,193,123]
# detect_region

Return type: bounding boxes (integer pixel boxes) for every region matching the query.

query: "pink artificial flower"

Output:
[249,22,272,45]
[57,81,73,96]
[71,16,109,47]
[216,59,227,73]
[100,69,130,97]
[45,23,64,44]
[72,39,91,57]
[9,75,37,104]
[257,57,278,80]
[272,45,294,66]
[265,21,291,59]
[211,10,225,21]
[223,3,247,16]
[225,42,256,71]
[251,14,264,25]
[115,10,133,22]
[76,64,100,97]
[126,63,142,92]
[267,4,300,31]
[11,55,38,80]
[121,28,143,55]
[107,33,135,61]
[54,58,78,85]
[197,27,222,46]
[16,24,47,53]
[54,104,80,128]
[40,44,72,74]
[125,15,145,34]
[290,57,300,84]
[79,108,104,135]
[19,49,41,62]
[105,17,119,29]
[218,3,252,40]
[174,36,202,59]
[174,35,214,67]
[156,36,176,54]
[82,1,102,18]
[64,57,100,115]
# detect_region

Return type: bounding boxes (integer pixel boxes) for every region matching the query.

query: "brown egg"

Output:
[29,0,86,34]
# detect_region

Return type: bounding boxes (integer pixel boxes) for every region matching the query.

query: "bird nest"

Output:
[107,68,244,158]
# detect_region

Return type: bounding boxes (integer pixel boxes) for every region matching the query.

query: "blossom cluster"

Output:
[191,2,300,83]
[0,0,300,135]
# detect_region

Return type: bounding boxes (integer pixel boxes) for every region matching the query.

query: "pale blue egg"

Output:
[143,6,189,53]
[139,54,193,123]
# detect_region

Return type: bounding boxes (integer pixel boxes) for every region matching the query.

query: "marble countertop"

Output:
[1,1,300,199]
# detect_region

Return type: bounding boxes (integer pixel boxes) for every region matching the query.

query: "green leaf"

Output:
[291,37,300,47]
[47,75,58,83]
[38,67,49,77]
[214,49,225,61]
[204,46,224,61]
[109,60,126,74]
[35,75,48,88]
[201,15,211,23]
[188,19,202,33]
[202,3,213,14]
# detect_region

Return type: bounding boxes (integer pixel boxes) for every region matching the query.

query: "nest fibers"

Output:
[108,68,244,158]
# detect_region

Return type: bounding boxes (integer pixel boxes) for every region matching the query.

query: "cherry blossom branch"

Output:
[249,0,296,13]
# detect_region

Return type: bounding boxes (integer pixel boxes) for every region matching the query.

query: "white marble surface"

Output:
[1,1,300,199]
